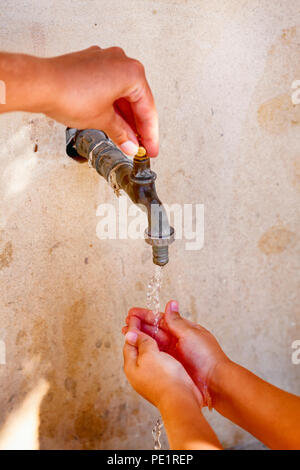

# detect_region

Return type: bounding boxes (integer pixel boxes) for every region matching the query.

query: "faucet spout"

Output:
[66,128,174,266]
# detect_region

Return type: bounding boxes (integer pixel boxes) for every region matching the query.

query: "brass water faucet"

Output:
[66,128,174,266]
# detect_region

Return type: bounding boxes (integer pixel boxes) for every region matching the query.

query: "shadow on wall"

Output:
[0,296,125,450]
[0,116,132,450]
[37,297,109,450]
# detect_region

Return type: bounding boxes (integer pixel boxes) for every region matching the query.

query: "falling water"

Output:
[147,265,164,449]
[152,418,163,450]
[146,265,163,334]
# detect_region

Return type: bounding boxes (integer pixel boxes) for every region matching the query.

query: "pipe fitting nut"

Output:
[144,227,175,247]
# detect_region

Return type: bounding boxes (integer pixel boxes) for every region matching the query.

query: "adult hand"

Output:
[0,47,159,156]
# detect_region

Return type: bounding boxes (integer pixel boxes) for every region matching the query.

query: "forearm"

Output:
[211,361,300,449]
[159,389,222,450]
[0,52,51,114]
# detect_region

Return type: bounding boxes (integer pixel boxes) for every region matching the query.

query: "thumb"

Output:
[123,330,138,370]
[164,300,192,338]
[102,109,139,156]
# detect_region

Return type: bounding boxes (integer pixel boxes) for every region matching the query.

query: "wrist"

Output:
[209,359,237,407]
[158,384,202,416]
[0,52,53,113]
[157,386,222,450]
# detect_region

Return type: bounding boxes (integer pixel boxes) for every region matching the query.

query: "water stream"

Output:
[147,265,164,449]
[146,265,163,334]
[152,418,164,450]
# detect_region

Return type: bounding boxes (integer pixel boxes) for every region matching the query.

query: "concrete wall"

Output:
[0,0,299,449]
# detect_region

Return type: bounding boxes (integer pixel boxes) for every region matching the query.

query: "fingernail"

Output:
[170,300,179,312]
[125,331,138,345]
[120,141,139,156]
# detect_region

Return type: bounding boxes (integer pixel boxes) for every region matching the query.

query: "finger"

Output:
[99,109,139,156]
[123,322,176,355]
[123,343,137,373]
[127,308,164,328]
[129,328,159,355]
[164,300,194,338]
[123,322,169,345]
[114,98,137,134]
[123,331,138,371]
[141,323,172,350]
[128,315,141,330]
[129,87,159,157]
[123,324,163,345]
[126,73,159,157]
[127,307,195,339]
[128,307,151,318]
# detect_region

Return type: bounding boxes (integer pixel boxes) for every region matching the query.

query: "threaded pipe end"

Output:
[152,246,169,266]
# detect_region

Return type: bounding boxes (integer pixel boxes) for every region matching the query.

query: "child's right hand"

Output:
[123,300,231,406]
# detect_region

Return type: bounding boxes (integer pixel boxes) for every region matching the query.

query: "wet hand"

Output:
[123,317,203,410]
[123,301,231,406]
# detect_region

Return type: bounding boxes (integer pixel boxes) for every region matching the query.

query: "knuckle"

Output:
[128,59,145,77]
[110,46,125,56]
[89,45,101,51]
[139,336,149,346]
[104,118,127,143]
[171,313,182,324]
[139,337,151,351]
[111,129,127,143]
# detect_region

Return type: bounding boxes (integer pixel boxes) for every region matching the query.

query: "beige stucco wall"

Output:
[0,0,299,449]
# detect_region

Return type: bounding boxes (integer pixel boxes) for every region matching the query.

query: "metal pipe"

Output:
[66,128,174,266]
